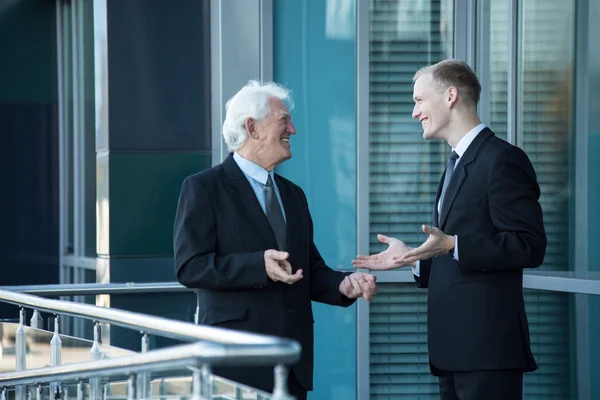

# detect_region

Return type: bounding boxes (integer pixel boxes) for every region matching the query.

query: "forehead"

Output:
[413,73,436,97]
[268,97,290,117]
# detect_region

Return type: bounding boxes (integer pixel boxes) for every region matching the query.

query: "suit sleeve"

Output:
[173,177,269,290]
[414,259,432,288]
[457,146,547,272]
[299,192,355,307]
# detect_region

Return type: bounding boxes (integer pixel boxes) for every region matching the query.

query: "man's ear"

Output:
[245,118,259,139]
[447,86,459,108]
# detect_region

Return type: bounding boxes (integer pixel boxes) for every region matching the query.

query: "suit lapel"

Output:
[433,172,445,227]
[438,128,494,230]
[222,154,278,248]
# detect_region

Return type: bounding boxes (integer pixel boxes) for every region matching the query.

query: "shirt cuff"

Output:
[453,236,459,260]
[412,260,420,277]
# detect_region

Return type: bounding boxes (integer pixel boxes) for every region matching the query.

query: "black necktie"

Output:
[264,175,287,251]
[438,151,459,225]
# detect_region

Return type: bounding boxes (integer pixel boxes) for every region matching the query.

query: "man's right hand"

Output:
[352,234,414,270]
[264,250,303,284]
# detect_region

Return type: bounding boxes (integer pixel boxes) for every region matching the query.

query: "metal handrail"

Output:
[0,341,296,387]
[0,289,300,349]
[0,282,188,297]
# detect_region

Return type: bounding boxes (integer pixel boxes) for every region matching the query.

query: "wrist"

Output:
[445,235,456,253]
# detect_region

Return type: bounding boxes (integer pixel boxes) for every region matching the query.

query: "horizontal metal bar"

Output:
[371,270,416,283]
[523,275,600,296]
[0,282,189,297]
[0,341,300,387]
[369,271,600,296]
[0,290,297,347]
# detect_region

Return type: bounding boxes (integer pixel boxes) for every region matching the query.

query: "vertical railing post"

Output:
[272,364,293,400]
[16,308,27,400]
[158,379,166,400]
[191,368,201,400]
[137,333,151,399]
[200,364,212,400]
[89,322,102,400]
[127,375,136,400]
[36,385,42,400]
[77,380,85,400]
[30,310,44,330]
[50,316,62,398]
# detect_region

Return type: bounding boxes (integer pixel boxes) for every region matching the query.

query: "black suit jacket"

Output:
[415,128,547,374]
[173,154,354,392]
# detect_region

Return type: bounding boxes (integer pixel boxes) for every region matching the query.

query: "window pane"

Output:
[369,0,453,252]
[524,289,576,399]
[519,0,575,272]
[368,0,453,397]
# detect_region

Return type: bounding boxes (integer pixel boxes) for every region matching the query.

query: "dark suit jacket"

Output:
[415,128,547,374]
[173,154,354,392]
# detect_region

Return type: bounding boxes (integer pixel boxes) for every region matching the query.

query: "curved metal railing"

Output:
[0,287,301,399]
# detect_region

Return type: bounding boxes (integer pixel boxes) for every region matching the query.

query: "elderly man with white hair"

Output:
[173,80,377,399]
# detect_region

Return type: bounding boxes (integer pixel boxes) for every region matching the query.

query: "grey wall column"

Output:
[210,0,273,165]
[356,0,370,398]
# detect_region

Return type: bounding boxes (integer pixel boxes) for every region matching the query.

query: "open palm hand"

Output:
[352,234,413,271]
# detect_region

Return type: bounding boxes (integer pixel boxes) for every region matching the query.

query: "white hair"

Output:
[222,81,294,152]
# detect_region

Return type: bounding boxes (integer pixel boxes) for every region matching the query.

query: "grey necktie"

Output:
[264,175,287,251]
[438,151,459,225]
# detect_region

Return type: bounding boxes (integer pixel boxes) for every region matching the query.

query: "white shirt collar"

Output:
[233,152,273,185]
[453,123,486,157]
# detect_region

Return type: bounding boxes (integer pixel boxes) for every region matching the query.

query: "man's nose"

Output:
[412,104,420,119]
[287,121,297,134]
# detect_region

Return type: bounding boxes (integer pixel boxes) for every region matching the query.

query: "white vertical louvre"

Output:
[368,0,452,397]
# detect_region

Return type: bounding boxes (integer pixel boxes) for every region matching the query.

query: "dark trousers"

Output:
[287,370,307,400]
[439,370,523,400]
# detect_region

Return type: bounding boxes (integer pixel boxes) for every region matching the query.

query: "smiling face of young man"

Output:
[242,97,297,171]
[412,73,453,142]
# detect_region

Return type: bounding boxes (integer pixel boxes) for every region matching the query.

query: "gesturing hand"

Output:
[351,234,414,271]
[264,250,303,284]
[339,272,378,301]
[395,225,455,265]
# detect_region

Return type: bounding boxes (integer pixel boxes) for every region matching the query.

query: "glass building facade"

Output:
[3,0,599,398]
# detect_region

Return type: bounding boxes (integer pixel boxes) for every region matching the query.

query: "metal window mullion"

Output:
[259,0,273,82]
[77,0,87,262]
[574,0,590,397]
[56,0,68,265]
[476,0,491,126]
[356,0,370,398]
[507,0,519,146]
[454,0,477,65]
[71,0,84,260]
[210,0,224,165]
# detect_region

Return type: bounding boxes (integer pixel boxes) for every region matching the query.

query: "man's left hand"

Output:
[395,225,455,265]
[339,272,378,301]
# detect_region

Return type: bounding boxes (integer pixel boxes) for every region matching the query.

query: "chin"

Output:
[422,129,438,141]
